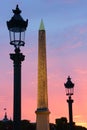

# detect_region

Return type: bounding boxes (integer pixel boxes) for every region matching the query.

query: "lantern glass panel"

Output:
[9,31,15,43]
[66,88,74,96]
[9,30,25,47]
[21,31,25,42]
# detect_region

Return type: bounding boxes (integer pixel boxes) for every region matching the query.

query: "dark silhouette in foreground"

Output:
[0,117,87,130]
[55,117,87,130]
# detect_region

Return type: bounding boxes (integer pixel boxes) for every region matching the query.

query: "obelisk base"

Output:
[36,108,50,130]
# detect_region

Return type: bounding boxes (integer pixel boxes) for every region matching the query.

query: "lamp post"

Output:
[6,5,28,130]
[64,76,74,130]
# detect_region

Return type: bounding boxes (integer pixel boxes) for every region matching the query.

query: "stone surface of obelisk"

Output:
[36,19,50,130]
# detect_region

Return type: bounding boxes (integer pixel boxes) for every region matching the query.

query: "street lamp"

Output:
[64,76,74,96]
[6,5,28,130]
[7,4,28,51]
[64,76,74,129]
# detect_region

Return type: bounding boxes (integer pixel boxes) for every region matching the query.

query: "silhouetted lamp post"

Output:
[64,76,74,129]
[6,5,28,130]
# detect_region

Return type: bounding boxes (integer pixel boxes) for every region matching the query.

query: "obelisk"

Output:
[35,20,50,130]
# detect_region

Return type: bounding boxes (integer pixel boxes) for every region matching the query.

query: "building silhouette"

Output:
[2,112,9,122]
[35,20,50,130]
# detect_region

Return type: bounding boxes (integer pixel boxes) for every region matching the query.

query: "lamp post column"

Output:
[10,48,25,130]
[67,96,73,126]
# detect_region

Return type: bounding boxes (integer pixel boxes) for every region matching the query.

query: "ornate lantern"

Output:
[7,5,28,49]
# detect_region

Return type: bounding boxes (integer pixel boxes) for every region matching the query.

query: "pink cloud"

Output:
[75,69,87,75]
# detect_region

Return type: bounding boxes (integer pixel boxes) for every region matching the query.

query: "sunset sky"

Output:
[0,0,87,128]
